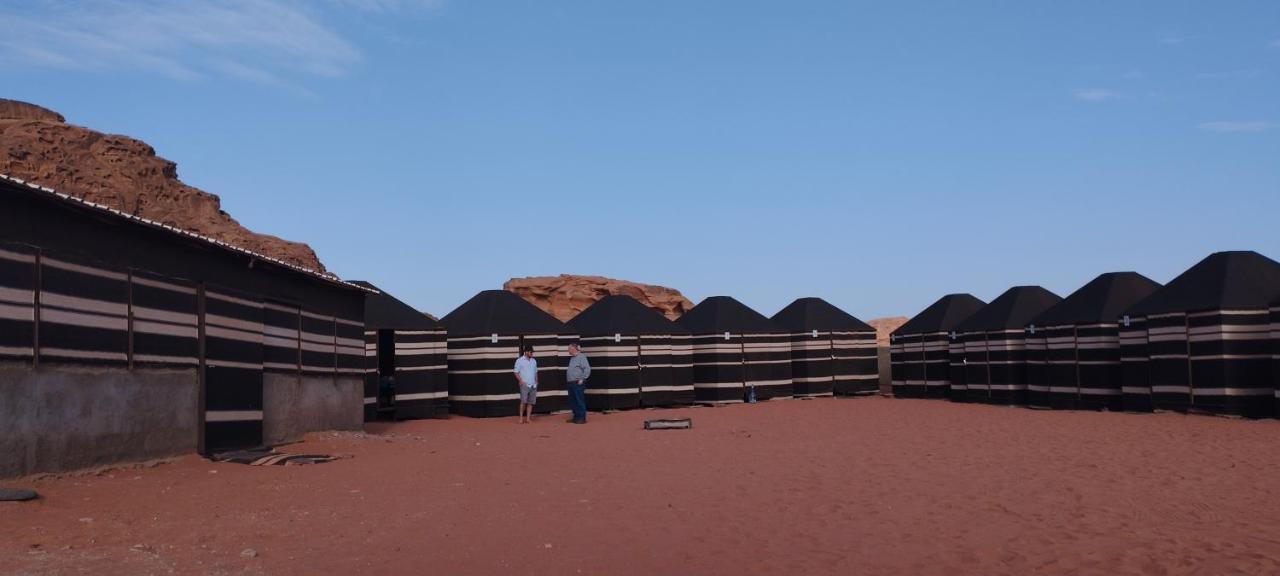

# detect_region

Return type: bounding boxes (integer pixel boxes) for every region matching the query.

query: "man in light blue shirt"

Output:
[513,345,538,424]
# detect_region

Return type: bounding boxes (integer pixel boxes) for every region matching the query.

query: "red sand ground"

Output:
[4,397,1280,575]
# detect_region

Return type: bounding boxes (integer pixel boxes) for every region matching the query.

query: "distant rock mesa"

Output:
[0,98,326,272]
[504,275,695,322]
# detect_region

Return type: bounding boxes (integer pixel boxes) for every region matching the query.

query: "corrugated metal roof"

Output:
[0,173,375,294]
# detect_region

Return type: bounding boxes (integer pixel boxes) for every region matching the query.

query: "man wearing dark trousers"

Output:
[566,342,591,424]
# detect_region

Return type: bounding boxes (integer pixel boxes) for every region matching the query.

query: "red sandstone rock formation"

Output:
[0,99,326,272]
[867,316,908,347]
[504,275,695,322]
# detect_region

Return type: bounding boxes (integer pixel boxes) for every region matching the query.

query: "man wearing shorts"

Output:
[513,345,538,424]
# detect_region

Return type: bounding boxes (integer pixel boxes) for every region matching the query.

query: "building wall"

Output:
[263,373,363,446]
[0,363,199,479]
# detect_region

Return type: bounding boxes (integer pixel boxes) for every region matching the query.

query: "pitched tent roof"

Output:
[892,293,987,336]
[567,295,689,336]
[441,290,569,336]
[955,286,1062,332]
[770,297,874,332]
[350,280,440,331]
[1124,251,1280,317]
[1030,272,1162,327]
[676,296,782,334]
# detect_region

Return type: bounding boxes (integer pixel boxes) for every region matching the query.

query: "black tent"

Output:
[1121,251,1280,418]
[771,297,879,397]
[351,281,448,421]
[566,295,695,410]
[1273,297,1280,416]
[440,290,576,417]
[1024,273,1162,411]
[677,296,794,403]
[955,286,1062,405]
[890,294,986,400]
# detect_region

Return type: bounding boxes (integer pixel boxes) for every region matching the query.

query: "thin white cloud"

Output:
[327,0,444,13]
[1195,69,1264,80]
[1198,121,1275,133]
[0,1,361,83]
[1073,88,1121,103]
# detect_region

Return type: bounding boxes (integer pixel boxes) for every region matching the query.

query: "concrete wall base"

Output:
[263,373,362,447]
[0,362,198,480]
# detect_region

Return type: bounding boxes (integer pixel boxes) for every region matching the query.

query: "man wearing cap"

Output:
[513,345,538,424]
[566,342,591,424]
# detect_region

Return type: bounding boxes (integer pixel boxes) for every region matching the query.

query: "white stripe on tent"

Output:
[134,353,198,365]
[396,391,448,401]
[0,286,34,305]
[0,302,34,321]
[205,410,264,422]
[40,308,127,331]
[41,348,127,361]
[132,306,197,326]
[42,292,127,316]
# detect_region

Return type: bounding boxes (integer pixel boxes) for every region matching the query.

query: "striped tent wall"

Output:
[130,271,198,369]
[300,311,337,376]
[1187,309,1273,418]
[1024,326,1049,408]
[833,329,879,396]
[640,334,694,406]
[335,316,365,381]
[262,303,300,374]
[1043,324,1079,409]
[902,334,927,398]
[39,253,129,365]
[202,288,265,453]
[1273,304,1280,415]
[363,330,379,421]
[788,330,835,397]
[984,328,1030,405]
[580,334,641,411]
[447,334,521,417]
[392,329,450,419]
[889,334,921,398]
[690,332,746,403]
[888,335,907,397]
[920,331,951,398]
[538,334,574,413]
[1074,322,1124,411]
[743,333,793,400]
[947,334,968,401]
[665,334,696,406]
[1146,312,1191,412]
[0,244,37,362]
[962,331,990,402]
[1119,316,1153,412]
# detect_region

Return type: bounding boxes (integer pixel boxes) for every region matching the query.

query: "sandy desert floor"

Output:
[4,397,1280,575]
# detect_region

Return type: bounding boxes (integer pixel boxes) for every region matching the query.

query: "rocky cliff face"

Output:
[0,99,326,272]
[867,316,908,347]
[504,275,695,322]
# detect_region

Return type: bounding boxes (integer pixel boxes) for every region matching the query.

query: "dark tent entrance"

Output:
[201,287,265,454]
[352,281,449,422]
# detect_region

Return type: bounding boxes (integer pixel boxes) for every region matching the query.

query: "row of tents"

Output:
[890,250,1280,418]
[359,287,881,420]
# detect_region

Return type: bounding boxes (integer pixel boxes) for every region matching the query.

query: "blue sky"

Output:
[3,1,1278,320]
